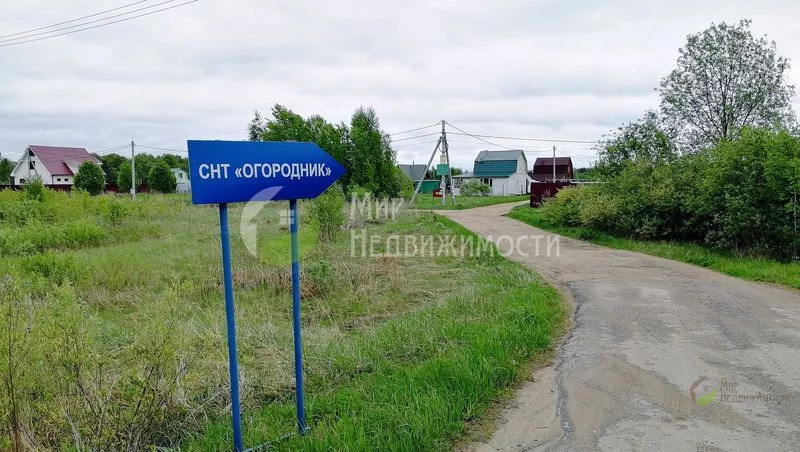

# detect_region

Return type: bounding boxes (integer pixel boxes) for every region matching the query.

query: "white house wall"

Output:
[11,149,53,185]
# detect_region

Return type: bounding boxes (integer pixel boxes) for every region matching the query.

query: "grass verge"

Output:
[509,205,800,290]
[185,214,564,450]
[412,194,528,210]
[1,190,564,450]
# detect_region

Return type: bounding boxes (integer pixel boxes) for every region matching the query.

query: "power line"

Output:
[95,145,130,155]
[0,0,181,45]
[391,132,441,142]
[0,0,199,48]
[445,121,597,144]
[136,144,187,153]
[389,122,440,136]
[442,122,517,150]
[448,131,597,145]
[0,0,150,39]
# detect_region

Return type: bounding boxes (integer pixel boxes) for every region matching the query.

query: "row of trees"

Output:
[0,152,184,194]
[98,152,187,193]
[248,104,412,198]
[70,158,179,196]
[544,20,800,261]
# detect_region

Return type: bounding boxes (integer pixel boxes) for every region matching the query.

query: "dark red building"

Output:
[530,157,574,181]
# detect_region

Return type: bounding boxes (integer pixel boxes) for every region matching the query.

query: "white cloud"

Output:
[1,0,799,170]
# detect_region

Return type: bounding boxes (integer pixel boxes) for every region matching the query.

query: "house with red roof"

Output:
[11,145,101,188]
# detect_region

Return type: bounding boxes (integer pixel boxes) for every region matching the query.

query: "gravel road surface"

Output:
[439,203,800,451]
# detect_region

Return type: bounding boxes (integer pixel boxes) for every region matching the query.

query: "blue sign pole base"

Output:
[219,203,244,451]
[290,199,310,435]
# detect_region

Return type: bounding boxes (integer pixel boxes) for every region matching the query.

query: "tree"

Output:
[99,153,126,186]
[597,111,679,177]
[659,20,795,148]
[117,160,133,193]
[0,156,13,184]
[148,162,177,193]
[249,105,313,142]
[134,154,157,185]
[350,106,398,197]
[73,162,105,195]
[248,104,399,197]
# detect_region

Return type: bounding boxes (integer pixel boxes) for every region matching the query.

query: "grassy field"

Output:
[509,205,800,290]
[1,188,564,450]
[412,194,528,210]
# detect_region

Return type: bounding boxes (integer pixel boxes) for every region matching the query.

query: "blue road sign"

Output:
[187,140,346,205]
[188,140,344,449]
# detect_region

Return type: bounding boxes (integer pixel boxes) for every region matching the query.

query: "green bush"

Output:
[460,180,492,196]
[309,185,346,242]
[23,176,46,201]
[148,162,177,193]
[541,128,800,261]
[395,166,416,199]
[73,161,106,195]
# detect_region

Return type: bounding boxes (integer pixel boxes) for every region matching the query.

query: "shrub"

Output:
[23,176,46,201]
[73,161,105,195]
[148,162,177,193]
[304,260,337,297]
[309,185,346,242]
[461,180,492,196]
[540,128,800,261]
[540,186,585,227]
[21,252,80,285]
[104,199,129,226]
[394,166,416,199]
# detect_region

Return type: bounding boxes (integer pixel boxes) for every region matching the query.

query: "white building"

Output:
[11,145,101,187]
[171,168,191,193]
[453,150,530,196]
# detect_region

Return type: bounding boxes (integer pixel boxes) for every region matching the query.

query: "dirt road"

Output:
[439,203,800,451]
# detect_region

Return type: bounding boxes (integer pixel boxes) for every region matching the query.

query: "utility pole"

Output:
[552,145,556,182]
[131,140,136,201]
[440,120,446,206]
[408,120,457,207]
[442,121,456,206]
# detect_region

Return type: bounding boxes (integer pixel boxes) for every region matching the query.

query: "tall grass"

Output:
[0,189,564,450]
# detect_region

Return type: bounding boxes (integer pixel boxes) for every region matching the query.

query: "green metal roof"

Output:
[472,150,525,177]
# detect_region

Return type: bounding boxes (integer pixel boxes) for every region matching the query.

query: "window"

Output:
[56,178,61,182]
[29,160,35,170]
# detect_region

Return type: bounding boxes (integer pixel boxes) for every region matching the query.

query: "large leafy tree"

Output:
[350,106,398,197]
[659,20,795,148]
[248,104,401,197]
[73,162,105,195]
[99,153,126,186]
[0,156,13,184]
[597,111,679,177]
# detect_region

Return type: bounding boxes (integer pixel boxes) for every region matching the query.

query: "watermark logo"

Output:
[347,192,560,258]
[690,378,717,405]
[689,378,790,406]
[240,186,282,257]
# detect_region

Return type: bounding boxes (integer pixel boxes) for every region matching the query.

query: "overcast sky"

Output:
[2,0,800,169]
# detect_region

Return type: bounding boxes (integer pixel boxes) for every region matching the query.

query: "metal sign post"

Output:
[217,202,243,451]
[289,199,310,434]
[188,140,345,449]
